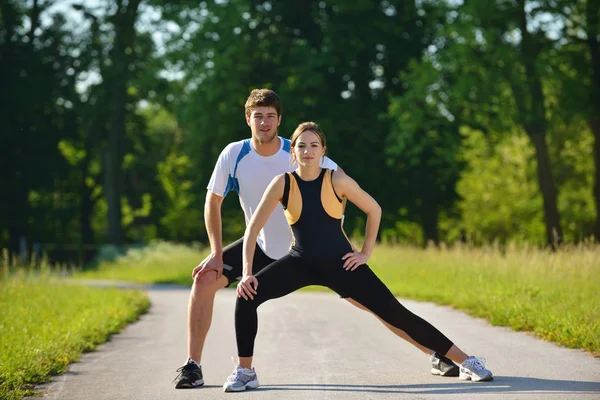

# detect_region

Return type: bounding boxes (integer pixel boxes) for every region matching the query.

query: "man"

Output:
[174,89,458,389]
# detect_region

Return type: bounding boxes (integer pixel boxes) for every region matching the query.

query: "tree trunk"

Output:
[421,195,439,247]
[516,0,562,247]
[80,155,95,247]
[80,178,95,265]
[8,227,23,265]
[105,100,125,245]
[104,0,141,245]
[586,0,600,241]
[591,117,600,241]
[529,131,562,245]
[8,184,29,265]
[27,0,40,44]
[0,1,18,259]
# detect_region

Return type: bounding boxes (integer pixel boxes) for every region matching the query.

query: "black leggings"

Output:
[235,255,454,357]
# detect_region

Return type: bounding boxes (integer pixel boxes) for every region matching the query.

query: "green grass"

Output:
[75,241,203,286]
[0,271,150,400]
[77,241,600,355]
[367,243,600,355]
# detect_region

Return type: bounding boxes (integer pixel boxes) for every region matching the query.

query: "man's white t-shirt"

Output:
[207,136,338,260]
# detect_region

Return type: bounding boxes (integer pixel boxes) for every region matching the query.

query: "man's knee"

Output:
[193,271,228,295]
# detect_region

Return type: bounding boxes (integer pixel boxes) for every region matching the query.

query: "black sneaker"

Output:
[174,360,204,388]
[430,352,459,377]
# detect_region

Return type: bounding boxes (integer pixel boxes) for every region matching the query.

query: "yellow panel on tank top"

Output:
[284,173,302,225]
[321,169,344,219]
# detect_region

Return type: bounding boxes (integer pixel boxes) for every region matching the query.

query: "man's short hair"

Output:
[245,89,282,117]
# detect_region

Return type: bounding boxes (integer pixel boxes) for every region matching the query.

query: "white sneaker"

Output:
[460,356,493,382]
[223,365,259,392]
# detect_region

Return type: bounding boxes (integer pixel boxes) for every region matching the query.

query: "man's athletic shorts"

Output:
[221,237,276,287]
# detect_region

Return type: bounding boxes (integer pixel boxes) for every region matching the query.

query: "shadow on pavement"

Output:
[259,377,600,395]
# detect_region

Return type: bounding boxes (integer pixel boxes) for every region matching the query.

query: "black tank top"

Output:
[281,168,352,260]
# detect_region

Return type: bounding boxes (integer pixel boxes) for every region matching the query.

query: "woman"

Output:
[223,122,493,392]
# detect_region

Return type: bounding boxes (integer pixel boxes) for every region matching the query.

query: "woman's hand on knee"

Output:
[237,275,259,300]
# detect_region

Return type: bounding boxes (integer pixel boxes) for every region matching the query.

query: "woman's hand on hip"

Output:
[237,275,259,300]
[342,250,368,271]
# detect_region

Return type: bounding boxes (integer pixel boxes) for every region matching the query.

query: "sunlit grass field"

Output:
[0,270,150,400]
[367,244,599,356]
[76,241,202,286]
[76,241,599,355]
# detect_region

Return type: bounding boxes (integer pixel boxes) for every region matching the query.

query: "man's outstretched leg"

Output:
[175,270,228,388]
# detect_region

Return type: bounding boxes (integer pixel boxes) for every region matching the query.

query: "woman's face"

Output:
[293,130,325,167]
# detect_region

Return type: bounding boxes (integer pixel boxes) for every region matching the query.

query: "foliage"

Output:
[1,0,598,257]
[457,124,595,244]
[386,57,464,245]
[457,128,546,244]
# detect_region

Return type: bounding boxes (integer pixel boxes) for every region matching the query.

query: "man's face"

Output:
[246,106,281,145]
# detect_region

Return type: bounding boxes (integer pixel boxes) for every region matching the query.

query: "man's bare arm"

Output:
[204,190,225,255]
[192,191,226,280]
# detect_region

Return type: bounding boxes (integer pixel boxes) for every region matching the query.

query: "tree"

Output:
[549,0,600,240]
[387,58,464,245]
[423,0,564,246]
[0,0,82,258]
[157,0,435,236]
[586,0,600,240]
[103,0,143,245]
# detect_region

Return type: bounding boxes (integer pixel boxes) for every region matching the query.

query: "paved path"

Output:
[33,288,600,399]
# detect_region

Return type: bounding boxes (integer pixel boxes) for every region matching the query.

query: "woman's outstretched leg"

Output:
[328,263,493,381]
[345,297,460,376]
